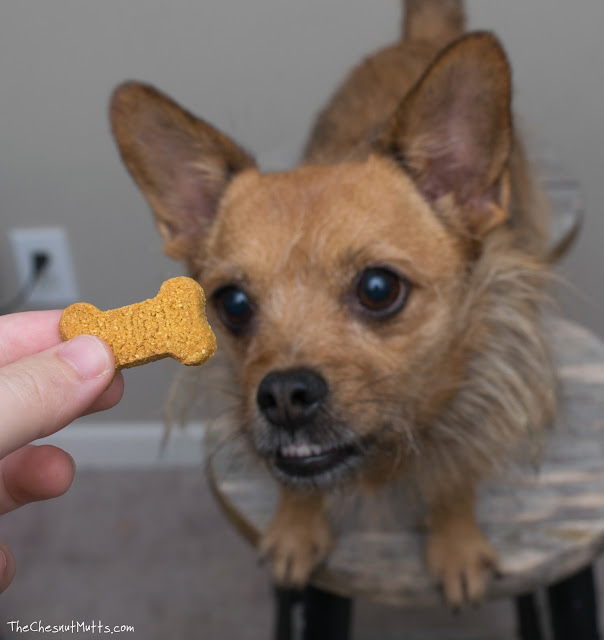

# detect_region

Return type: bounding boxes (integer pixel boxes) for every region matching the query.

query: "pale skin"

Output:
[0,310,124,593]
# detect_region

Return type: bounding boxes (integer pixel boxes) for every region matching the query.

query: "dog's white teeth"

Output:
[280,443,323,458]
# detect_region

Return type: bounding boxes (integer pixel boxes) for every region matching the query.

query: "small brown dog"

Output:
[110,0,557,606]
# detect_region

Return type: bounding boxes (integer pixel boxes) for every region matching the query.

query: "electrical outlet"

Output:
[9,227,78,307]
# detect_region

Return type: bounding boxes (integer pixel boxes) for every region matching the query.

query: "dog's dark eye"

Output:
[356,267,410,317]
[212,285,254,334]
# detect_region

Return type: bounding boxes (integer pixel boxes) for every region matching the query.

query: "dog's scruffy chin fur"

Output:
[110,0,557,606]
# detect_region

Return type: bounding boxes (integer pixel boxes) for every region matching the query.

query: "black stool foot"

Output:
[273,588,302,640]
[516,592,545,640]
[548,565,600,640]
[302,586,353,640]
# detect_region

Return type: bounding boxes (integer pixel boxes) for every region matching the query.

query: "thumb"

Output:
[0,542,16,594]
[0,334,115,459]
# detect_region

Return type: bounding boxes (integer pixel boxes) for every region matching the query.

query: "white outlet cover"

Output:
[9,227,79,307]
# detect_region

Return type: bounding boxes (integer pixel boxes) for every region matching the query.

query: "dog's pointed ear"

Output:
[375,32,512,238]
[110,82,256,261]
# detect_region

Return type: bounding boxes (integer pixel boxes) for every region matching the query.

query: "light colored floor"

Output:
[0,468,596,639]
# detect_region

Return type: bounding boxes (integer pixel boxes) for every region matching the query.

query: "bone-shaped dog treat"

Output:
[59,277,216,370]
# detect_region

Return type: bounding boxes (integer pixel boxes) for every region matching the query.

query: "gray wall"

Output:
[1,1,602,423]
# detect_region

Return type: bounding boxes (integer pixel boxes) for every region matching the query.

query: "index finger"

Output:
[0,310,63,366]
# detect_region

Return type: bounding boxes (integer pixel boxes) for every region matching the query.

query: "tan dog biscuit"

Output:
[59,277,217,370]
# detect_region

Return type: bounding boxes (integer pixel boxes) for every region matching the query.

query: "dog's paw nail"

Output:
[257,545,273,565]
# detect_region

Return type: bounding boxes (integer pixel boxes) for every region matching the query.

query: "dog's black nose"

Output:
[256,368,328,430]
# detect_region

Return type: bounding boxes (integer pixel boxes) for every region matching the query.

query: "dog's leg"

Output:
[425,485,498,607]
[260,487,333,588]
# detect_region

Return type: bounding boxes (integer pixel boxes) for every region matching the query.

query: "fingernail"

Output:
[59,335,113,379]
[67,451,77,475]
[0,551,7,576]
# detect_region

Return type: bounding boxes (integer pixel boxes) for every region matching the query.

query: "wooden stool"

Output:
[206,316,604,639]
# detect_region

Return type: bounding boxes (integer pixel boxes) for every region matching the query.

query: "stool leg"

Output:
[302,586,353,640]
[547,566,600,640]
[273,588,301,640]
[515,593,545,640]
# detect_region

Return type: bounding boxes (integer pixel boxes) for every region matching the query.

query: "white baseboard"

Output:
[37,421,205,469]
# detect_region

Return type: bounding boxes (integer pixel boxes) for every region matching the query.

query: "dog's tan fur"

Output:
[110,0,556,606]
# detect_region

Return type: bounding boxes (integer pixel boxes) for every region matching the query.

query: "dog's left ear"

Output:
[375,32,512,238]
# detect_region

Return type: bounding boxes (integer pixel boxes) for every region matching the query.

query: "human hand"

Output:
[0,310,124,592]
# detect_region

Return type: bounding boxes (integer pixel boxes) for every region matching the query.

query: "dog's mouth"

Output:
[269,439,365,486]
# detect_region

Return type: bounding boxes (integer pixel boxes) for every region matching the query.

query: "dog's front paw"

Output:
[259,506,333,588]
[426,522,498,608]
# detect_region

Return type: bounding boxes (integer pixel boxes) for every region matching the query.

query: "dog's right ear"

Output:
[110,82,256,261]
